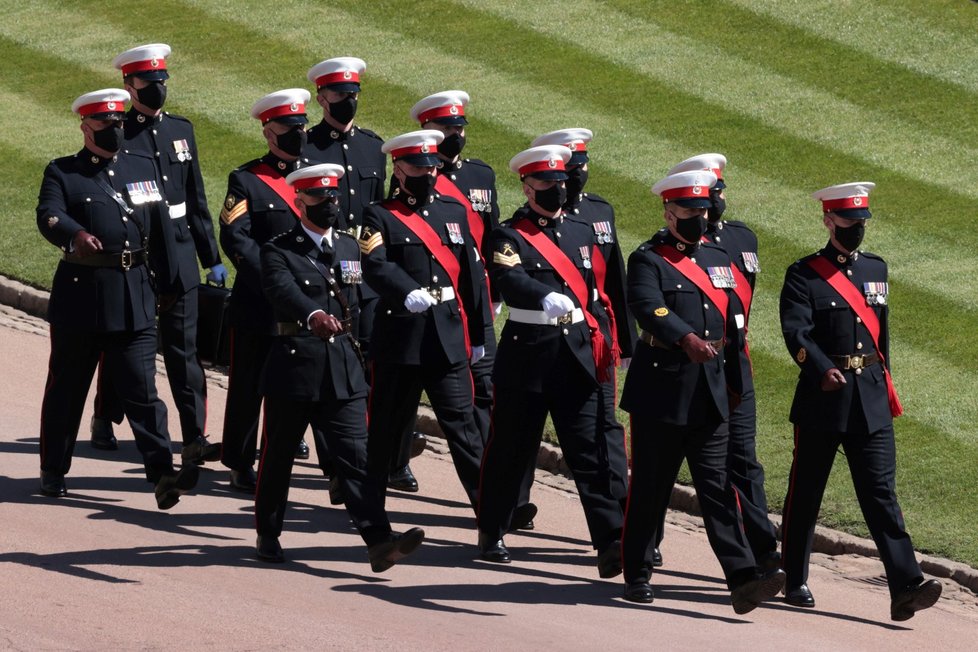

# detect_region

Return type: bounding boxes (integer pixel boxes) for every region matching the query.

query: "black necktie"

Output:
[320,237,334,265]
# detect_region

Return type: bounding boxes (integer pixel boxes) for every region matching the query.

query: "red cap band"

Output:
[417,104,466,124]
[121,58,168,76]
[390,143,436,159]
[519,158,566,175]
[661,185,709,201]
[710,167,723,180]
[316,71,361,87]
[566,142,588,152]
[822,196,869,211]
[79,100,125,116]
[259,102,306,122]
[293,176,339,191]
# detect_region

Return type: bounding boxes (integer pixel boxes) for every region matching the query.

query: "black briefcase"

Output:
[197,282,231,366]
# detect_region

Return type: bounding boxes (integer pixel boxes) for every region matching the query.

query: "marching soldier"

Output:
[36,89,198,509]
[218,89,312,492]
[651,154,779,570]
[391,91,501,497]
[619,170,784,612]
[88,44,225,465]
[477,145,625,577]
[779,182,941,620]
[253,164,424,571]
[359,129,487,510]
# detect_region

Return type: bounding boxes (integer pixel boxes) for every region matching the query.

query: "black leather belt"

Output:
[275,322,303,336]
[830,352,880,370]
[639,330,723,351]
[64,249,147,270]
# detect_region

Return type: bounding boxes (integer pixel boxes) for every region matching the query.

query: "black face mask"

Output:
[438,132,465,159]
[708,190,726,223]
[328,96,358,125]
[92,123,124,152]
[402,172,435,199]
[675,213,708,243]
[306,197,340,230]
[565,167,589,200]
[276,127,307,157]
[534,183,567,213]
[834,221,865,252]
[136,82,167,111]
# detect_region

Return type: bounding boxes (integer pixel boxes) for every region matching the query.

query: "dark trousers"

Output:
[781,423,922,596]
[368,358,482,508]
[40,326,173,479]
[93,285,208,445]
[623,416,755,588]
[479,352,624,551]
[220,328,270,471]
[256,394,391,546]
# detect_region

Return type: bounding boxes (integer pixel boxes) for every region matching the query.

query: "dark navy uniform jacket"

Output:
[780,243,892,433]
[123,108,221,294]
[438,158,499,258]
[566,191,637,359]
[704,218,759,393]
[303,123,386,234]
[489,207,607,392]
[620,230,742,425]
[259,224,368,402]
[37,148,162,333]
[360,193,486,366]
[219,153,310,333]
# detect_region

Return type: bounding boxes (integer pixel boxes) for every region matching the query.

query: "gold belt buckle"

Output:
[427,287,443,302]
[849,355,863,370]
[120,250,132,271]
[557,311,573,325]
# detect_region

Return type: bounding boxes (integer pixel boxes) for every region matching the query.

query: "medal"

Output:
[446,222,464,245]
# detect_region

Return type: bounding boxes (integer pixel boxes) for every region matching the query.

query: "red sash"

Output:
[252,163,299,218]
[807,255,903,417]
[590,244,621,364]
[653,244,729,331]
[435,173,494,314]
[513,220,613,382]
[382,199,470,354]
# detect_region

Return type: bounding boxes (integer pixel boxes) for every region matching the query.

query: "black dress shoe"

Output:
[39,471,67,497]
[295,439,310,460]
[256,535,285,563]
[181,435,222,465]
[623,580,655,604]
[477,532,511,563]
[508,502,537,532]
[155,465,200,510]
[409,432,427,459]
[597,540,623,579]
[229,467,258,493]
[652,547,663,568]
[90,416,118,451]
[891,578,942,622]
[388,465,419,492]
[784,583,815,608]
[368,527,425,573]
[731,568,786,615]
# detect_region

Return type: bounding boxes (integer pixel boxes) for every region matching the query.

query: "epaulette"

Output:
[357,127,384,142]
[267,230,291,245]
[236,158,263,173]
[162,111,192,125]
[462,157,494,172]
[335,229,356,240]
[859,250,884,262]
[581,192,610,207]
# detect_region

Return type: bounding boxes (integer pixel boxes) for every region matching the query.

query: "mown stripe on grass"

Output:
[726,0,978,94]
[607,0,978,145]
[455,0,978,201]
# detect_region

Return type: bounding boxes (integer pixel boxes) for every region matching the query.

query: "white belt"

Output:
[508,307,585,326]
[593,288,599,302]
[168,202,187,219]
[424,286,455,303]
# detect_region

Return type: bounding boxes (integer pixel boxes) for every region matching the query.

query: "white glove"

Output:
[470,345,486,364]
[619,357,631,371]
[405,288,437,313]
[541,292,575,319]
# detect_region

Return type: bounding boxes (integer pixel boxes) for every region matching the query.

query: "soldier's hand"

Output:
[72,230,103,257]
[680,332,717,363]
[405,288,437,313]
[541,292,575,319]
[309,310,344,339]
[820,368,847,391]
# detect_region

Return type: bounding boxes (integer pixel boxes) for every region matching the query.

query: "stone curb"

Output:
[4,273,975,594]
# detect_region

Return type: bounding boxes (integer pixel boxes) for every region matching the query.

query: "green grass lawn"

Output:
[2,0,976,567]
